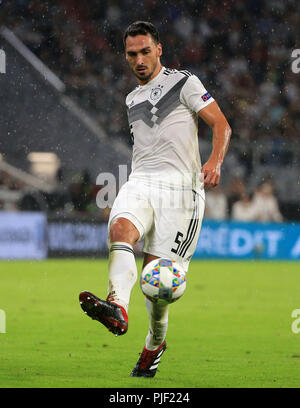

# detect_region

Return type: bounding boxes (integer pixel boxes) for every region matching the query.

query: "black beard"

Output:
[135,70,154,83]
[132,59,158,84]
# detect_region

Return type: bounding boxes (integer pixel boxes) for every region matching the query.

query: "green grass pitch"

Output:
[0,259,300,388]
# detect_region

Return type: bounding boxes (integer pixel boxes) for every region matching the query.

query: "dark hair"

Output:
[123,21,160,46]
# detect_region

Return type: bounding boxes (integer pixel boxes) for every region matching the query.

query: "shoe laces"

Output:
[106,292,117,302]
[106,293,128,324]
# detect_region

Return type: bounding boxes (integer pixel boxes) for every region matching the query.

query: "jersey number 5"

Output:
[171,231,183,255]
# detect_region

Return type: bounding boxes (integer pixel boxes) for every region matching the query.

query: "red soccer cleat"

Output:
[130,341,167,377]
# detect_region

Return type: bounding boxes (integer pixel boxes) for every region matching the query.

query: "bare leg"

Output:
[109,217,140,246]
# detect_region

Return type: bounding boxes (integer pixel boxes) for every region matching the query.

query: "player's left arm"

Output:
[198,101,231,190]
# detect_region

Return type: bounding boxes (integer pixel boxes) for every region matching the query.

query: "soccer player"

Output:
[79,21,231,377]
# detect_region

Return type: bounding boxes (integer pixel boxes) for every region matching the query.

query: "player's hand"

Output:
[201,157,221,190]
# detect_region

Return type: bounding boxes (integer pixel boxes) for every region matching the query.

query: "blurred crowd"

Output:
[0,167,285,223]
[1,0,299,143]
[205,178,283,222]
[0,0,299,220]
[0,168,109,220]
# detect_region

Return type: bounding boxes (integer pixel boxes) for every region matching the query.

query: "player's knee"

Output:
[109,217,139,245]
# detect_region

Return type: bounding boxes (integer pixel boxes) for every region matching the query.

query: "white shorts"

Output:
[108,179,205,272]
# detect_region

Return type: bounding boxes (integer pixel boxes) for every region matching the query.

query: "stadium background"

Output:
[1,0,300,390]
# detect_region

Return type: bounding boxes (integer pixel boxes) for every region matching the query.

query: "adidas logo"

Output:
[149,348,165,370]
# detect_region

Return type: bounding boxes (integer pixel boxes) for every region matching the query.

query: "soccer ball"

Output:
[140,258,187,304]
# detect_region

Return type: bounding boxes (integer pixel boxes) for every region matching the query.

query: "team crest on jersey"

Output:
[150,86,163,101]
[127,76,188,128]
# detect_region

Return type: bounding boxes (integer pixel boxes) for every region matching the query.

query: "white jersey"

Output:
[126,66,215,196]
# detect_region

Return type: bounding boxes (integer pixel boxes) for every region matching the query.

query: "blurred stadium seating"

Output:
[0,0,299,221]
